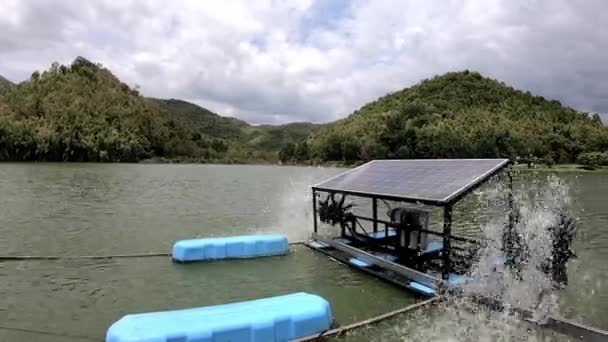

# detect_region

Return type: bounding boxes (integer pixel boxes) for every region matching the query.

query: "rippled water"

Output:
[0,164,606,341]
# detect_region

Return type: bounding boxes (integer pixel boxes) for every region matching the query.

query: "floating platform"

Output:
[106,292,332,342]
[172,234,289,262]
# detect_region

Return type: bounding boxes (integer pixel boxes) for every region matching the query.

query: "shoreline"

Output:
[512,163,608,172]
[2,158,607,172]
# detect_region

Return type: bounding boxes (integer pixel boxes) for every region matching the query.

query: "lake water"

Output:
[0,164,606,341]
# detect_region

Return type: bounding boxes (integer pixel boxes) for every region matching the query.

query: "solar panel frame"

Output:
[313,159,511,206]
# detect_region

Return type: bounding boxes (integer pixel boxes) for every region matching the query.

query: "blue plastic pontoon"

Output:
[172,234,289,262]
[106,292,332,342]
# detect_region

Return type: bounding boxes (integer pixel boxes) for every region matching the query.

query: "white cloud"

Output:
[0,0,607,124]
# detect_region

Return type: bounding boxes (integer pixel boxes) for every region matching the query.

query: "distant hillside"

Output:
[153,98,322,157]
[153,97,322,152]
[0,75,13,89]
[152,98,249,141]
[3,60,604,164]
[292,71,608,164]
[0,58,321,162]
[0,58,221,161]
[247,122,323,150]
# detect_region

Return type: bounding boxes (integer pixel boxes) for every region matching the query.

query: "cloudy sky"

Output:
[1,0,607,124]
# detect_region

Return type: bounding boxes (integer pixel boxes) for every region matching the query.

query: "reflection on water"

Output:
[336,300,580,342]
[0,164,607,341]
[0,164,415,341]
[1,246,416,341]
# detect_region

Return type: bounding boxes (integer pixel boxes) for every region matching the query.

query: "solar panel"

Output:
[313,159,510,205]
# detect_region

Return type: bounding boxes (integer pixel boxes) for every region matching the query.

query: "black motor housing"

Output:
[388,208,428,258]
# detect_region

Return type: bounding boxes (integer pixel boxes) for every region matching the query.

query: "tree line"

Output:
[0,57,324,163]
[1,61,605,165]
[0,57,238,161]
[280,71,608,166]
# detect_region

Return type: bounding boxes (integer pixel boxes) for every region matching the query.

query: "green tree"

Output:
[341,138,361,163]
[308,70,607,164]
[360,139,388,161]
[279,142,295,162]
[577,152,608,167]
[293,141,309,161]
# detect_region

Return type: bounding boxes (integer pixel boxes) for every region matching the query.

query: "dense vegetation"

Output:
[0,58,320,162]
[154,98,322,162]
[577,152,608,167]
[1,60,606,164]
[0,75,13,89]
[153,98,249,141]
[0,58,204,161]
[280,71,608,165]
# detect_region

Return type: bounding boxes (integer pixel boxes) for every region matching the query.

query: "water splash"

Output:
[374,174,577,341]
[269,168,577,341]
[266,167,342,241]
[275,176,315,241]
[379,301,554,342]
[465,175,572,322]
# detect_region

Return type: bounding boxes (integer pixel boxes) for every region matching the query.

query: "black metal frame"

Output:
[309,159,608,342]
[311,160,514,280]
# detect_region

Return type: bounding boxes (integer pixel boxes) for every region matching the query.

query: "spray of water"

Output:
[267,167,342,241]
[375,174,577,341]
[270,168,576,340]
[466,175,571,321]
[274,176,315,241]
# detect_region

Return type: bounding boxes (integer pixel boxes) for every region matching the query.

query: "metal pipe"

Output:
[351,214,480,245]
[312,188,318,233]
[372,197,378,233]
[442,206,453,280]
[505,166,515,258]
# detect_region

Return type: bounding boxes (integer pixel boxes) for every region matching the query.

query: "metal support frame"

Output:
[312,189,318,233]
[505,166,515,259]
[311,162,511,281]
[372,197,378,233]
[352,214,479,245]
[308,161,608,341]
[442,206,453,280]
[507,166,514,225]
[311,233,442,289]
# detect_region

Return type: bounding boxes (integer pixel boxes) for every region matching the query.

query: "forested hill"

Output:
[0,57,320,162]
[0,75,13,89]
[283,71,608,165]
[153,98,323,160]
[1,59,606,164]
[152,98,250,141]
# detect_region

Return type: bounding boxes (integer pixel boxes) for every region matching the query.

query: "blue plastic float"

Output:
[106,292,332,342]
[172,234,289,262]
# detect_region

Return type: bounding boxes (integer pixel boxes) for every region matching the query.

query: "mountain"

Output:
[0,57,321,162]
[1,59,605,164]
[153,98,322,153]
[296,71,608,164]
[0,57,219,161]
[247,122,323,150]
[0,75,13,89]
[152,98,249,141]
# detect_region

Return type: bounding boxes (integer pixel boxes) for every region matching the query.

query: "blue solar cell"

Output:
[314,159,510,204]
